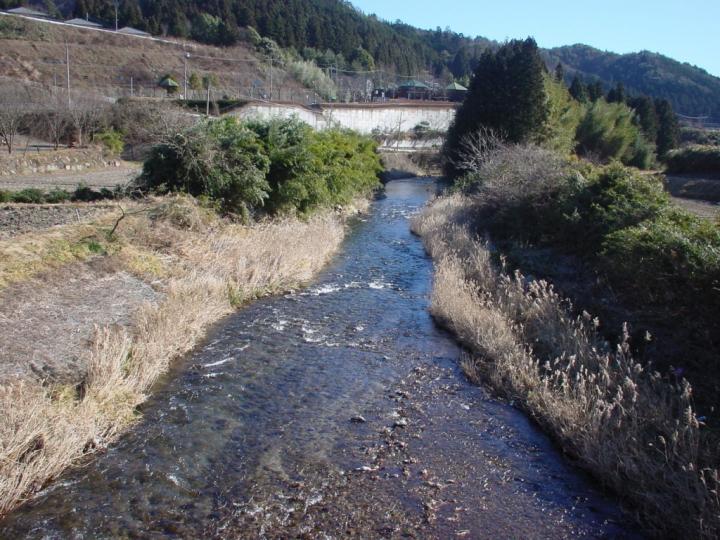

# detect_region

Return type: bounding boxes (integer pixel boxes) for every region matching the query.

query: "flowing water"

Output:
[1,179,635,539]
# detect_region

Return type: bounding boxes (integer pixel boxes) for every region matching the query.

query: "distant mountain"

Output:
[545,45,720,119]
[5,0,719,118]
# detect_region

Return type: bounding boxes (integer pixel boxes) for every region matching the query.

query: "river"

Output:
[0,178,634,538]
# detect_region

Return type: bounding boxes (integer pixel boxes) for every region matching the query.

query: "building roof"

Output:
[446,82,468,91]
[65,18,103,28]
[158,76,179,88]
[117,26,150,37]
[7,6,49,17]
[399,79,430,89]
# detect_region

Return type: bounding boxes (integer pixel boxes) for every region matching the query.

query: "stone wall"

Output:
[0,148,120,177]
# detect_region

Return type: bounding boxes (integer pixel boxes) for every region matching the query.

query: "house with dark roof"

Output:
[6,6,51,18]
[117,26,150,37]
[397,79,431,100]
[65,18,103,28]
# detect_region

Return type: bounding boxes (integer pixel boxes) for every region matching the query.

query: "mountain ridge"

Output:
[3,0,719,118]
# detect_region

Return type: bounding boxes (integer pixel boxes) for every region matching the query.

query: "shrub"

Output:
[141,118,271,220]
[72,184,101,202]
[45,189,72,203]
[247,119,381,214]
[140,117,381,218]
[10,189,45,204]
[287,60,337,101]
[93,128,125,156]
[566,164,669,249]
[601,208,720,310]
[680,128,720,147]
[665,145,720,175]
[457,142,575,242]
[625,133,656,170]
[0,190,9,203]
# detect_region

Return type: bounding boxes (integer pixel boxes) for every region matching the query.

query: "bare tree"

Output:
[0,84,28,154]
[449,127,505,175]
[111,99,195,158]
[40,89,71,150]
[67,93,108,147]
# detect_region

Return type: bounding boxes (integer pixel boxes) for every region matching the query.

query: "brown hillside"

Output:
[0,14,310,101]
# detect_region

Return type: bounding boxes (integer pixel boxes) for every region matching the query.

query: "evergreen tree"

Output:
[587,80,604,101]
[168,10,189,37]
[43,0,62,19]
[350,47,375,71]
[569,76,588,102]
[450,48,470,79]
[607,82,626,103]
[218,19,241,46]
[443,38,549,178]
[628,95,659,143]
[554,62,564,82]
[73,0,90,19]
[655,98,679,157]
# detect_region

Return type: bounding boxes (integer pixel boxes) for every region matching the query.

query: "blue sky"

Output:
[351,0,720,77]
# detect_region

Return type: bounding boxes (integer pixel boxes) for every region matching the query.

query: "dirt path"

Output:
[0,166,141,191]
[0,260,158,385]
[661,175,720,219]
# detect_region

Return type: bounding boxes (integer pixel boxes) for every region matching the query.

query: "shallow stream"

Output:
[1,179,634,538]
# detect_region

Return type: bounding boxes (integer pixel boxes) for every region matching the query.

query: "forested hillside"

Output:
[3,0,719,117]
[546,45,720,119]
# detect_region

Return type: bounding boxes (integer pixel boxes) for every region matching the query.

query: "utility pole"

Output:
[183,52,190,100]
[113,0,118,31]
[65,43,71,107]
[206,81,211,116]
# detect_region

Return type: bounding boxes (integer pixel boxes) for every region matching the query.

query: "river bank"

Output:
[411,191,719,538]
[0,194,359,517]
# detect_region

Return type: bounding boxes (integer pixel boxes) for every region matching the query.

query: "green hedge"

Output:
[665,145,720,175]
[601,208,720,310]
[0,185,119,204]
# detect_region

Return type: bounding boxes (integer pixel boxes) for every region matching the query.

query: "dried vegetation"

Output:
[411,194,720,537]
[0,195,347,516]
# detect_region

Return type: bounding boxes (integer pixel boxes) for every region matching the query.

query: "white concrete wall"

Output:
[321,105,454,134]
[231,102,456,135]
[234,103,326,130]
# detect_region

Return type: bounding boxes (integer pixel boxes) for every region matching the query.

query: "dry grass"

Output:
[0,211,120,290]
[0,195,347,517]
[411,193,720,538]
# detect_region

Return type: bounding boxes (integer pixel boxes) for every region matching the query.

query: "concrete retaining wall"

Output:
[231,101,457,135]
